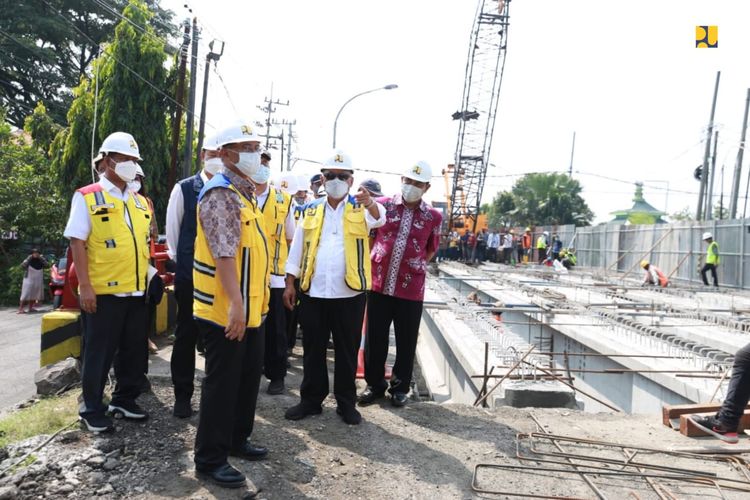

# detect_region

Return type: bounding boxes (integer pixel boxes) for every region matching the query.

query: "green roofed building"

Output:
[609,182,667,225]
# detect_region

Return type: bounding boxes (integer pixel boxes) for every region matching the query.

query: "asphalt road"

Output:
[0,306,44,413]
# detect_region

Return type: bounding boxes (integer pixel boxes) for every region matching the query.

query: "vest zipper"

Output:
[123,202,141,291]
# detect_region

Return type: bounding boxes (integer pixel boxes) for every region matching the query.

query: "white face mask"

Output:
[325,178,350,200]
[234,151,261,178]
[203,157,223,175]
[128,180,142,193]
[250,164,271,184]
[113,160,138,182]
[294,196,307,205]
[401,183,424,203]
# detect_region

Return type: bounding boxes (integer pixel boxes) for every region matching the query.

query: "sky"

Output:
[158,0,750,223]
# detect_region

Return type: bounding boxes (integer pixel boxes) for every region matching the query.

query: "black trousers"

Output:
[264,287,288,381]
[701,263,719,286]
[194,320,264,469]
[171,281,201,402]
[285,279,301,350]
[503,248,512,264]
[718,343,750,430]
[298,293,365,409]
[364,292,424,395]
[80,295,147,419]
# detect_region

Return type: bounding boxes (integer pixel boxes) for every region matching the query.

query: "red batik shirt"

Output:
[370,194,442,301]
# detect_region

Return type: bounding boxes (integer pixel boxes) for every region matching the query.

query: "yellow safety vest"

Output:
[706,241,720,265]
[536,235,547,249]
[78,184,151,295]
[260,187,291,276]
[193,177,270,329]
[299,197,371,293]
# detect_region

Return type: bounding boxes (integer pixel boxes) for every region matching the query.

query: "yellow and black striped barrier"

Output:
[154,285,177,335]
[40,310,82,367]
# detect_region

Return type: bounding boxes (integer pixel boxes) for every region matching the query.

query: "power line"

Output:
[88,0,178,53]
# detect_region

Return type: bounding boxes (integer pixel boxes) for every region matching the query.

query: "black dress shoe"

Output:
[195,463,246,489]
[357,387,385,406]
[230,441,268,461]
[336,406,362,425]
[173,399,193,419]
[284,402,323,421]
[267,379,285,395]
[391,392,408,407]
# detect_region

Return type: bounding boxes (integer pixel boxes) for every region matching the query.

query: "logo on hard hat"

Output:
[129,139,137,150]
[281,180,288,188]
[334,154,344,163]
[240,125,253,135]
[412,165,422,175]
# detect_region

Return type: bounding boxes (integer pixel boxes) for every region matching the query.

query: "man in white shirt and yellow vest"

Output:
[283,150,385,425]
[64,132,151,433]
[192,122,271,488]
[251,151,295,395]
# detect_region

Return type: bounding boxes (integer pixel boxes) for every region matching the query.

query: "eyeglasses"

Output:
[323,172,351,181]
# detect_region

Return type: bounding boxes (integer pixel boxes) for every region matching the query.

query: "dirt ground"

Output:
[2,345,750,499]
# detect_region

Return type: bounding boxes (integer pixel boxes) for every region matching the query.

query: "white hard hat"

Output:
[403,161,432,183]
[135,165,145,177]
[202,133,220,151]
[543,231,549,236]
[98,131,142,161]
[277,172,299,194]
[322,149,354,172]
[702,231,713,240]
[216,121,263,148]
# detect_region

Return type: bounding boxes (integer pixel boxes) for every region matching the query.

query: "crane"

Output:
[447,0,511,233]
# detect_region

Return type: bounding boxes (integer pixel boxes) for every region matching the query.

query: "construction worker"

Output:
[536,230,549,264]
[502,229,514,264]
[561,247,577,270]
[521,227,532,263]
[310,173,325,199]
[165,135,222,418]
[192,122,270,488]
[690,342,750,443]
[640,260,668,287]
[701,232,720,287]
[283,150,385,425]
[360,161,442,408]
[64,131,151,433]
[550,234,562,261]
[251,149,296,396]
[487,229,500,262]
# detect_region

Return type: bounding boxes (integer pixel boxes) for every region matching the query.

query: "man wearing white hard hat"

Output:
[64,131,152,433]
[165,133,222,419]
[359,161,442,407]
[248,145,296,396]
[701,232,720,287]
[283,149,385,425]
[192,122,270,488]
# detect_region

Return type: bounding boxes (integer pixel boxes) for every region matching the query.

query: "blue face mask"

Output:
[251,165,271,184]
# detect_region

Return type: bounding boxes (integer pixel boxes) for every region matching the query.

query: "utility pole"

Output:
[182,17,199,179]
[257,83,289,149]
[719,164,725,219]
[697,71,721,221]
[195,39,224,164]
[706,130,719,219]
[568,131,576,177]
[169,19,190,188]
[272,118,296,171]
[729,88,750,219]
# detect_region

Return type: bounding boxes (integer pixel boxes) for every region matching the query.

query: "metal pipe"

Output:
[474,345,535,406]
[520,361,621,412]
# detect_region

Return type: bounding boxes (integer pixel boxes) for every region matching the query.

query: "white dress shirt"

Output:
[165,170,210,261]
[64,175,143,297]
[256,185,297,289]
[286,197,385,299]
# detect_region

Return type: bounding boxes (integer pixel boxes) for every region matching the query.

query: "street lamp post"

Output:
[332,84,398,149]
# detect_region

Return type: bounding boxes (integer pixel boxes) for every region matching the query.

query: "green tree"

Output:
[486,191,517,228]
[52,0,172,221]
[510,173,593,226]
[669,206,694,222]
[23,102,62,157]
[0,0,175,127]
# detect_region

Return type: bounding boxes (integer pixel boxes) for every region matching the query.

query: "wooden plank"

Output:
[679,411,750,437]
[661,402,750,427]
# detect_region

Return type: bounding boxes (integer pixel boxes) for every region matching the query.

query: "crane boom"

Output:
[449,0,511,232]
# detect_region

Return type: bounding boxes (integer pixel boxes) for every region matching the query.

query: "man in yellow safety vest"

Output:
[701,232,720,287]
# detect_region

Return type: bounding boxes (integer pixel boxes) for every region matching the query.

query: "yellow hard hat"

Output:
[640,260,649,269]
